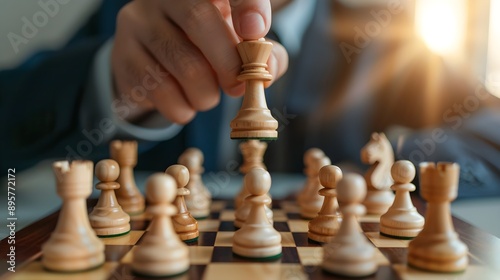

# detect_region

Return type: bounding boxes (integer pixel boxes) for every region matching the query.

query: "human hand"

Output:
[111,0,288,124]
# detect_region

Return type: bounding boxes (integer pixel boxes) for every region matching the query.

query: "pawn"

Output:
[132,173,189,277]
[89,160,131,237]
[235,140,267,209]
[322,173,377,277]
[308,165,343,243]
[178,148,211,219]
[42,161,104,272]
[165,164,199,243]
[380,160,424,239]
[234,174,273,228]
[299,155,331,219]
[233,169,282,260]
[297,148,325,208]
[110,140,145,215]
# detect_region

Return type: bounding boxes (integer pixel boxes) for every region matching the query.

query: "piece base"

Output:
[233,252,282,262]
[230,136,277,141]
[192,215,209,220]
[43,262,104,273]
[307,238,325,245]
[380,231,415,240]
[183,236,199,243]
[407,262,466,274]
[97,230,131,238]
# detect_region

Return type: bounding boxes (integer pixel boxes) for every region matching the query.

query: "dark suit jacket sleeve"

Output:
[397,108,500,198]
[0,1,126,171]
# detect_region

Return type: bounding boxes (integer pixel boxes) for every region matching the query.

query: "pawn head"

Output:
[179,148,203,167]
[391,160,415,184]
[95,159,120,182]
[337,173,366,204]
[319,165,343,189]
[244,168,271,196]
[145,173,177,204]
[304,148,325,166]
[165,164,190,188]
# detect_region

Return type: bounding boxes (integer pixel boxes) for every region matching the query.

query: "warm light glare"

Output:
[415,0,466,59]
[486,0,500,98]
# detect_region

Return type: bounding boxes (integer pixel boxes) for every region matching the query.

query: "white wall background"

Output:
[0,0,101,68]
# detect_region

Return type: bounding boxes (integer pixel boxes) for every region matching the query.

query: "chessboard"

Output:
[0,195,498,280]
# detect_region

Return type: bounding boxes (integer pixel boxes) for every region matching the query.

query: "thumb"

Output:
[230,0,272,40]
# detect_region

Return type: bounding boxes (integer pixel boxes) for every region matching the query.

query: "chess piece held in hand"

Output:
[408,162,468,273]
[42,160,105,272]
[230,39,279,140]
[89,159,131,237]
[380,160,424,239]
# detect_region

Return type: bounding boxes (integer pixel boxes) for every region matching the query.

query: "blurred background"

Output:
[1,0,499,96]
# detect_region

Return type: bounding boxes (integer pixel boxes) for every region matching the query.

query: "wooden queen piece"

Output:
[230,39,279,140]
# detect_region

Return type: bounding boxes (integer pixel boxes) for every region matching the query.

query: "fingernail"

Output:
[239,12,265,39]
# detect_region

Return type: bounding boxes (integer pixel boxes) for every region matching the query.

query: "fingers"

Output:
[165,0,242,94]
[229,0,272,39]
[137,11,221,111]
[112,37,197,124]
[266,39,288,88]
[112,0,287,125]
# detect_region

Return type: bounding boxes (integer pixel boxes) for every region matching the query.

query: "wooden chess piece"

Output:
[308,165,343,243]
[178,148,211,219]
[360,132,395,215]
[235,140,267,209]
[299,155,331,219]
[110,140,145,215]
[165,164,199,243]
[408,162,469,272]
[233,168,282,260]
[234,169,273,228]
[297,148,325,207]
[380,160,424,239]
[322,173,377,277]
[132,173,189,277]
[42,160,105,272]
[89,159,131,237]
[230,39,279,140]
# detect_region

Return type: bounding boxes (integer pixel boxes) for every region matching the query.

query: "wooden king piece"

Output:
[230,39,278,140]
[408,162,468,272]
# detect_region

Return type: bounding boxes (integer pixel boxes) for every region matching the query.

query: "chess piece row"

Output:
[41,142,212,276]
[302,157,468,276]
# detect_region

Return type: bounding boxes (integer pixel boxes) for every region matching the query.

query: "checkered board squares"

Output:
[3,199,498,280]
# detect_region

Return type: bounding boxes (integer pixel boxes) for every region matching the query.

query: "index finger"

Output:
[165,0,243,95]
